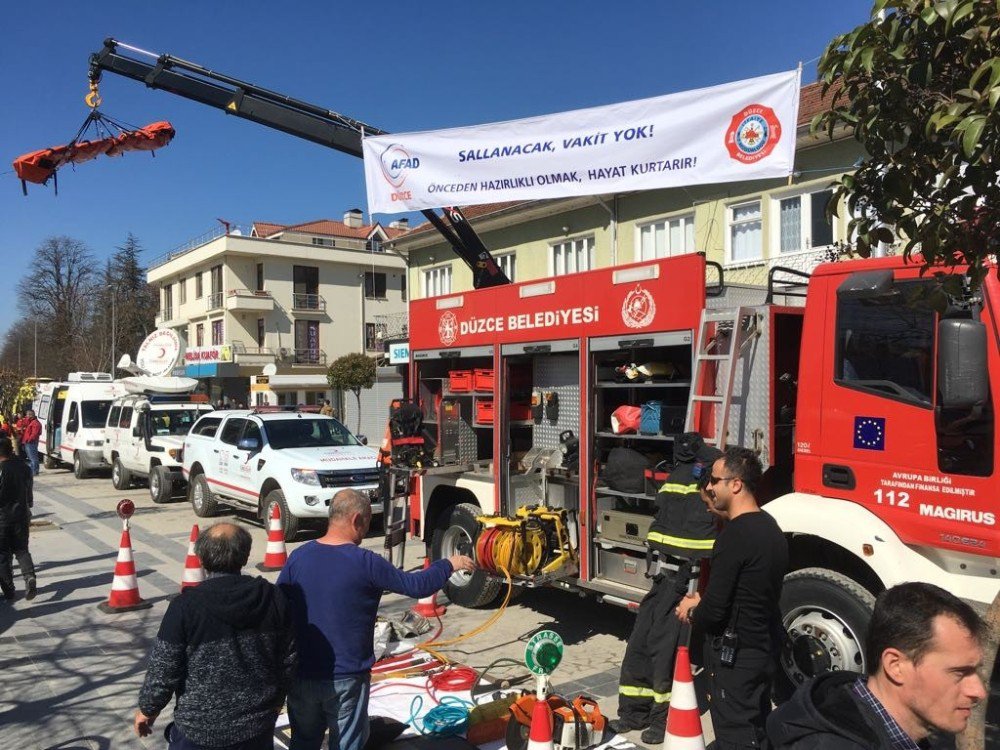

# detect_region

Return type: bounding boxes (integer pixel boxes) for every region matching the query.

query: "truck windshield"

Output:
[81,400,114,429]
[150,409,212,436]
[264,418,360,449]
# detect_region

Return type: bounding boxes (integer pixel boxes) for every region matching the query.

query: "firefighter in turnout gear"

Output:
[610,433,721,744]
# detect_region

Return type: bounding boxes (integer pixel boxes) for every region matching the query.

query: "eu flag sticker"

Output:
[854,416,885,451]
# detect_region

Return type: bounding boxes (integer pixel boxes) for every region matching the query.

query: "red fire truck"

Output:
[391,251,997,691]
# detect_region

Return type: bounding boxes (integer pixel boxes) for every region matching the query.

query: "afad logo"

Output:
[725,104,781,164]
[379,143,421,188]
[621,284,656,329]
[439,311,458,346]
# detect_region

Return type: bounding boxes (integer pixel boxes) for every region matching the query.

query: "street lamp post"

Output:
[106,285,117,376]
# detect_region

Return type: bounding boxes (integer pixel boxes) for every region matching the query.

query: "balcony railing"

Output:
[226,288,275,312]
[291,348,327,365]
[292,293,326,312]
[157,307,175,324]
[207,292,224,310]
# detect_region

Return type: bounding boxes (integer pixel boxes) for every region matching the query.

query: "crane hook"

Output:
[85,81,102,109]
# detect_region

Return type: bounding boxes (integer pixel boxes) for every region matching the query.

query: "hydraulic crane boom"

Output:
[88,38,509,288]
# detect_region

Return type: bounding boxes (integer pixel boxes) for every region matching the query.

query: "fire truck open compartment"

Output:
[590,331,694,593]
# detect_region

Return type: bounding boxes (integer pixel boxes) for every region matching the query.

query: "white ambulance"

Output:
[35,373,127,478]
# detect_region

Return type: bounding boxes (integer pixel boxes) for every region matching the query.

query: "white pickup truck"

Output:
[181,409,380,540]
[104,394,214,503]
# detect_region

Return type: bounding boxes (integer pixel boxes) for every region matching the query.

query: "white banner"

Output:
[363,70,801,214]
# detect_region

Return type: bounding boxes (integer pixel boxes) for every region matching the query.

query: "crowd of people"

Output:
[131,448,989,750]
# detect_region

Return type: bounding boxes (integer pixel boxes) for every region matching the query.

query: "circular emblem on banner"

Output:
[622,285,656,329]
[725,104,782,164]
[379,143,420,188]
[136,329,181,377]
[438,312,459,346]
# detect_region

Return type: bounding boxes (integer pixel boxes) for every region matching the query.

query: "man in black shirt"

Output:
[676,446,788,749]
[0,438,36,601]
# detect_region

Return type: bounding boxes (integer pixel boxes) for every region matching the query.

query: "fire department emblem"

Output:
[622,285,656,329]
[725,104,782,164]
[438,311,458,346]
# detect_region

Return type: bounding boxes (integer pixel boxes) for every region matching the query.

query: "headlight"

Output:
[291,468,320,486]
[168,448,182,461]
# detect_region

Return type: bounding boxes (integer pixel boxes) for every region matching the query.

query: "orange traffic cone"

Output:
[662,646,705,750]
[181,524,205,590]
[256,504,287,572]
[98,526,152,613]
[526,697,555,750]
[410,558,446,618]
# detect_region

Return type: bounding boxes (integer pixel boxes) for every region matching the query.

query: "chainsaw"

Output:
[506,693,607,750]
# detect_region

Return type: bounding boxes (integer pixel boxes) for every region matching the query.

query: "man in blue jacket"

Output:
[278,488,475,750]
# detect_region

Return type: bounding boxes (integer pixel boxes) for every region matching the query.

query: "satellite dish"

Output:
[262,363,277,377]
[136,329,182,377]
[122,376,199,395]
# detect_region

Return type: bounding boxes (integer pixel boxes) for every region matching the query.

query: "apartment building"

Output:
[147,210,408,423]
[392,81,864,299]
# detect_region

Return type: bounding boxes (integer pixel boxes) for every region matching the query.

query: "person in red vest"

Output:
[19,411,41,477]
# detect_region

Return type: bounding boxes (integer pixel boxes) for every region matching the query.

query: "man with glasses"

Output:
[676,446,788,749]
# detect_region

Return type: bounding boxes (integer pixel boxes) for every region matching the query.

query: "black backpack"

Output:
[602,447,651,494]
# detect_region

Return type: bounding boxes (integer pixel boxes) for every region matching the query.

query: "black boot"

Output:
[24,577,36,601]
[2,583,15,601]
[641,723,665,745]
[609,717,649,735]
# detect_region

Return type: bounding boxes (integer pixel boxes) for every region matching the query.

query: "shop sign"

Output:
[184,345,233,364]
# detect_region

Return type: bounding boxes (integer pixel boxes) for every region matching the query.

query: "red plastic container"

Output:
[473,368,495,392]
[475,399,495,424]
[449,370,473,392]
[510,402,532,421]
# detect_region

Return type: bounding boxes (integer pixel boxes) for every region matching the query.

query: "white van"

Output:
[104,393,214,502]
[35,373,127,478]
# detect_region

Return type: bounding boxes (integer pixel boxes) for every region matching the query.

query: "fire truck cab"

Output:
[398,252,998,689]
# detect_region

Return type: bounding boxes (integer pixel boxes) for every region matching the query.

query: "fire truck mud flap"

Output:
[777,567,875,700]
[431,502,502,608]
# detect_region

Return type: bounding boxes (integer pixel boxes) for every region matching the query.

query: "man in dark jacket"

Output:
[135,522,297,749]
[0,438,35,601]
[611,433,721,744]
[768,582,986,750]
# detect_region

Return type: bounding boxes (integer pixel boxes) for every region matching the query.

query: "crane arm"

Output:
[88,38,509,288]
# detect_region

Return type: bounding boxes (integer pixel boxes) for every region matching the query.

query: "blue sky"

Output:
[2,0,873,339]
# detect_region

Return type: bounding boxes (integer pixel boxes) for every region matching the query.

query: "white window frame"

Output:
[495,252,516,283]
[635,213,696,261]
[725,200,764,265]
[548,236,595,276]
[422,265,453,298]
[770,187,837,257]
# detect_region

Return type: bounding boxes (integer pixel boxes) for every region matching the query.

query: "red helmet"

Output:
[610,405,641,434]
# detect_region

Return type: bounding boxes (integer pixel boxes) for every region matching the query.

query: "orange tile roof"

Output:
[251,218,396,240]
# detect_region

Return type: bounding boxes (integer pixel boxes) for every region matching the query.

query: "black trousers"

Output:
[616,573,685,728]
[703,641,776,750]
[0,520,35,591]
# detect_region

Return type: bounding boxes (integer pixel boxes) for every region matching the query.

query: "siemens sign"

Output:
[387,340,410,365]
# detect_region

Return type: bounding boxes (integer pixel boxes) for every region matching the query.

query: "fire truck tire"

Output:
[112,458,132,490]
[431,502,502,609]
[149,465,173,504]
[190,473,219,518]
[43,453,58,470]
[777,567,875,701]
[264,489,300,543]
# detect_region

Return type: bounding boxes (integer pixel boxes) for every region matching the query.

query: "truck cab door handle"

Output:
[213,449,220,454]
[822,464,856,490]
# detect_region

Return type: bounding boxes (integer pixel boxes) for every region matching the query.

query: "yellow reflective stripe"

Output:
[619,685,672,703]
[646,531,715,550]
[658,482,699,494]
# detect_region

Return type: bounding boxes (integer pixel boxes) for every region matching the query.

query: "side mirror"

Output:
[238,436,261,452]
[67,421,79,433]
[358,434,368,446]
[938,318,988,409]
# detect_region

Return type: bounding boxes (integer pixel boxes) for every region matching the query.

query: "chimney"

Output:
[389,218,410,230]
[344,208,364,229]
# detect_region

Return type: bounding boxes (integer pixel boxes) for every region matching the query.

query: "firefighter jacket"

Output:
[646,433,718,558]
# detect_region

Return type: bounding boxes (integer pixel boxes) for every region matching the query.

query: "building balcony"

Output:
[207,292,224,311]
[226,288,275,313]
[230,342,277,367]
[292,293,327,314]
[282,348,327,366]
[155,308,183,328]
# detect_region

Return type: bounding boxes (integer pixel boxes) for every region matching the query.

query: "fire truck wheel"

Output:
[149,465,173,504]
[264,489,300,543]
[431,502,502,608]
[112,458,132,491]
[190,473,219,518]
[777,568,875,701]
